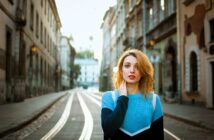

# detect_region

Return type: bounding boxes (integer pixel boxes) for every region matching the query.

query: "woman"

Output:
[101,49,164,140]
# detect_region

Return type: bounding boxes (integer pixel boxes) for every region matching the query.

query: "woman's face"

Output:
[122,55,141,84]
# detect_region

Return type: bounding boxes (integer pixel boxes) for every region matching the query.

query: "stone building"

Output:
[75,58,99,88]
[100,7,116,91]
[60,36,76,90]
[177,0,214,107]
[0,0,61,104]
[142,0,177,101]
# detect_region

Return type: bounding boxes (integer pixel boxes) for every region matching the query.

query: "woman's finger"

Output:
[119,81,127,96]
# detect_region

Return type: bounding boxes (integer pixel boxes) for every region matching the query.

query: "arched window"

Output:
[190,52,198,91]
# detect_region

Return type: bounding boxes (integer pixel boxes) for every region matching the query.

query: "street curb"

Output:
[164,112,214,131]
[0,92,68,139]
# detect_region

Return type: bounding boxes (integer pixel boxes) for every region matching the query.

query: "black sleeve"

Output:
[101,96,128,137]
[150,116,164,140]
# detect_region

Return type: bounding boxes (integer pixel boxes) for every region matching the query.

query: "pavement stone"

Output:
[0,91,68,138]
[162,100,214,131]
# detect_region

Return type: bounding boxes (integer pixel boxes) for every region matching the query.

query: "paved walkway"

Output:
[163,101,214,131]
[0,91,68,138]
[0,91,213,138]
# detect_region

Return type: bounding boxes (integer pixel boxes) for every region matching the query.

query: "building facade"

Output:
[75,58,99,88]
[142,0,177,102]
[177,0,214,107]
[100,7,116,91]
[0,0,61,104]
[60,36,76,90]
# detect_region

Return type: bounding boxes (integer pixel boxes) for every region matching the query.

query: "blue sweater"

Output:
[101,90,164,140]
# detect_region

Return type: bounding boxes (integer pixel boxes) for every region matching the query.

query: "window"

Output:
[139,19,142,37]
[8,0,14,5]
[44,29,46,48]
[161,0,165,11]
[149,8,153,29]
[36,54,39,84]
[19,40,26,77]
[22,0,27,18]
[210,45,214,55]
[190,52,198,91]
[210,18,214,42]
[30,3,34,31]
[111,25,116,37]
[168,0,175,15]
[5,26,13,81]
[41,0,43,7]
[40,58,43,85]
[36,12,39,38]
[159,0,165,21]
[40,22,43,44]
[48,6,49,21]
[44,0,46,15]
[129,0,134,11]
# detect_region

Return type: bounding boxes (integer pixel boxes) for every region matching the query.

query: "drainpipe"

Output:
[176,0,182,104]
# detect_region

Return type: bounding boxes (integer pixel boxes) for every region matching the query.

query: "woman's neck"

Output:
[126,83,139,94]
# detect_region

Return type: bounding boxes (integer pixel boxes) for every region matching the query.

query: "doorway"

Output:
[5,27,12,101]
[211,62,214,107]
[166,46,177,98]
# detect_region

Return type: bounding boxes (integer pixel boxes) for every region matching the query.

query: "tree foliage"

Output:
[76,49,94,59]
[73,64,81,79]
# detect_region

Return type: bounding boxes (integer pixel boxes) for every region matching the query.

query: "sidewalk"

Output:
[0,91,68,138]
[163,101,214,131]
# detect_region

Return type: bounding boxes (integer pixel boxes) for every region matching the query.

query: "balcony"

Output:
[16,8,26,27]
[182,0,195,6]
[123,37,136,49]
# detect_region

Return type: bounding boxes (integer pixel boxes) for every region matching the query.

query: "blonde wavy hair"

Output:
[112,49,154,95]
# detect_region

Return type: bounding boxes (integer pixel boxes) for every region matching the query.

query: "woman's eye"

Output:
[124,64,130,68]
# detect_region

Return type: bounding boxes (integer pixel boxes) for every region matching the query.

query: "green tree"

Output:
[76,49,94,59]
[73,64,81,79]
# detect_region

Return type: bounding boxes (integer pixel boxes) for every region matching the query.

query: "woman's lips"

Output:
[128,75,136,80]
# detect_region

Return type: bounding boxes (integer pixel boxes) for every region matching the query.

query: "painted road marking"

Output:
[41,92,74,140]
[88,93,101,100]
[164,128,181,140]
[84,93,101,107]
[77,93,93,140]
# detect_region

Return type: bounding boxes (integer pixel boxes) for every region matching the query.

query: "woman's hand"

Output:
[119,81,127,96]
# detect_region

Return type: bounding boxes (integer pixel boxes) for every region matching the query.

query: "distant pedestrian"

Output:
[101,49,164,140]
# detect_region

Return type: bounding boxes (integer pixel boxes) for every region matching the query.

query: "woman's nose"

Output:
[130,66,135,72]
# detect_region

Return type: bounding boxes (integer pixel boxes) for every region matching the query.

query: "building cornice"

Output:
[49,0,62,29]
[0,1,15,22]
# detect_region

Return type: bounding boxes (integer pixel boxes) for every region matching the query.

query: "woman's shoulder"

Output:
[101,90,116,109]
[147,92,161,102]
[101,90,114,100]
[147,91,160,97]
[102,91,113,96]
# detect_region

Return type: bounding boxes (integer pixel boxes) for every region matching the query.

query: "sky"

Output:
[55,0,116,61]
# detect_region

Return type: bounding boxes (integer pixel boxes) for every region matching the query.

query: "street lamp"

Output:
[29,45,37,97]
[149,39,156,47]
[31,45,37,54]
